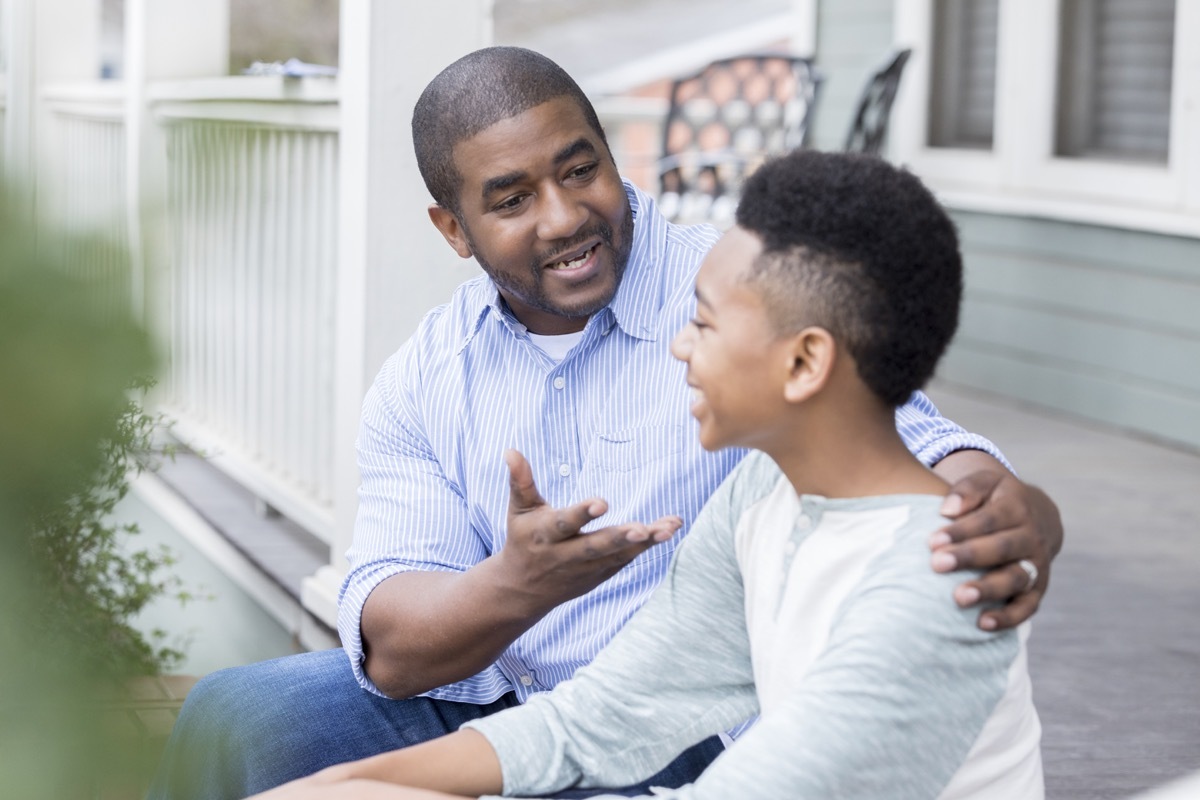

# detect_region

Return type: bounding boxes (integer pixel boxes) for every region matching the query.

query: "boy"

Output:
[254,150,1043,799]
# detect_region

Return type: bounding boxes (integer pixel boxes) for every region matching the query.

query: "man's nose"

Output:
[537,185,587,242]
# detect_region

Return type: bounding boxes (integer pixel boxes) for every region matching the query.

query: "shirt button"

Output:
[785,541,797,555]
[559,463,571,477]
[520,675,533,686]
[796,514,811,529]
[553,376,566,390]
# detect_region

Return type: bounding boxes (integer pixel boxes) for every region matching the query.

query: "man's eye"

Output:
[689,318,708,331]
[494,195,526,212]
[568,163,597,180]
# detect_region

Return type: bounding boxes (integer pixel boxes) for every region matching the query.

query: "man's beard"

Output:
[466,203,635,323]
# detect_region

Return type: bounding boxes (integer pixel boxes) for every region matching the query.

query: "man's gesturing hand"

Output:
[495,449,681,615]
[929,468,1063,632]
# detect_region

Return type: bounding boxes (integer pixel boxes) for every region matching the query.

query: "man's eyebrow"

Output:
[482,171,527,200]
[554,138,598,165]
[694,285,712,310]
[480,138,600,201]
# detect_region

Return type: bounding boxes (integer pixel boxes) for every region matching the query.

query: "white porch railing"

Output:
[152,78,339,544]
[40,82,130,302]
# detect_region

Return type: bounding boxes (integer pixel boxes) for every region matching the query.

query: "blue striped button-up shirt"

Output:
[338,181,1008,702]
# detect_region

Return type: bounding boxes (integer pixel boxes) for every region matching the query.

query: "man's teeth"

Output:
[550,245,594,270]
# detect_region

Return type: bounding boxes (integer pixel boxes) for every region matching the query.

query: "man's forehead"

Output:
[451,98,601,178]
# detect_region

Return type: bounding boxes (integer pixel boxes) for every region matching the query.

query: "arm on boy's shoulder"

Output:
[931,449,1063,631]
[896,391,1064,632]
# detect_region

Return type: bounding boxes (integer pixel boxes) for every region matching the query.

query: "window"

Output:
[1055,0,1176,163]
[892,0,1200,237]
[928,0,999,149]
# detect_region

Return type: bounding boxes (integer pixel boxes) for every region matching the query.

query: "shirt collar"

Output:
[457,179,668,354]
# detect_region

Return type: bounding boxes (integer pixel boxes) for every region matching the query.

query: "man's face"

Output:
[670,226,793,452]
[434,97,634,335]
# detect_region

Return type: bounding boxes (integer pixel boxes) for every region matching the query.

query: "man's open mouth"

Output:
[546,242,600,271]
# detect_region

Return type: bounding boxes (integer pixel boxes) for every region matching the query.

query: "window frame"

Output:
[891,0,1200,238]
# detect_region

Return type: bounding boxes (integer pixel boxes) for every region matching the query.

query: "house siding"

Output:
[812,0,895,150]
[941,210,1200,452]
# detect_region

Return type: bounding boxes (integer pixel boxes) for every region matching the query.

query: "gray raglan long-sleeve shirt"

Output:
[465,452,1043,799]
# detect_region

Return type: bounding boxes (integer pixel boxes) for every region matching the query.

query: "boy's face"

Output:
[432,96,633,335]
[670,226,792,452]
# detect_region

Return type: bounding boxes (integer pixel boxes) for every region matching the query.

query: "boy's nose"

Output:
[537,186,587,241]
[670,327,693,362]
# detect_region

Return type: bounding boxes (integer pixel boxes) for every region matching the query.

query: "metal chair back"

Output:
[843,48,913,156]
[658,54,822,225]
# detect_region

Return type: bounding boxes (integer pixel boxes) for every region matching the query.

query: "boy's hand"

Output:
[929,470,1063,631]
[497,449,682,615]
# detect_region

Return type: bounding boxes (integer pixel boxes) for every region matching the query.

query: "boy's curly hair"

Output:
[736,151,962,407]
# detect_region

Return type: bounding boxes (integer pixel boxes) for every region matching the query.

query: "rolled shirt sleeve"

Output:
[337,342,495,699]
[898,391,1014,474]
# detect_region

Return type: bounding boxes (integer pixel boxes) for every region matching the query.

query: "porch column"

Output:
[2,0,98,198]
[123,0,228,315]
[301,1,494,639]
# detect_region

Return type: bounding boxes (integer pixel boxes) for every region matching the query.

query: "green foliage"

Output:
[27,383,190,681]
[0,186,191,797]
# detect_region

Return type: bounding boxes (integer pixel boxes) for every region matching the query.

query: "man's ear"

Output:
[782,327,836,404]
[428,204,473,259]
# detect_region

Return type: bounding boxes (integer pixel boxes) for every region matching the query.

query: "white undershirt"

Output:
[527,330,585,363]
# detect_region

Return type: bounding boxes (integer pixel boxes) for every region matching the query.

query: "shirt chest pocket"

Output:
[590,424,686,473]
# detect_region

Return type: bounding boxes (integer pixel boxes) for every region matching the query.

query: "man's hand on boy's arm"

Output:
[929,449,1064,632]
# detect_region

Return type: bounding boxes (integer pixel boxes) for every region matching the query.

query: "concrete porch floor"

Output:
[926,381,1200,799]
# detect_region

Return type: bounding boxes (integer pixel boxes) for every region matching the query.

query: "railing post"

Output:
[124,0,228,318]
[301,0,494,639]
[2,0,98,201]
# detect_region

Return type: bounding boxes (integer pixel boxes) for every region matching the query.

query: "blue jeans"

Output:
[147,648,722,799]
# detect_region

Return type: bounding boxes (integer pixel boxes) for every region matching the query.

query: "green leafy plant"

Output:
[28,380,192,681]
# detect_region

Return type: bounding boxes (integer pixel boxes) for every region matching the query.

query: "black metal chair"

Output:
[657,54,822,226]
[843,48,912,156]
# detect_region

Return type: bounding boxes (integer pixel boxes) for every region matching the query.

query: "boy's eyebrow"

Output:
[480,139,598,200]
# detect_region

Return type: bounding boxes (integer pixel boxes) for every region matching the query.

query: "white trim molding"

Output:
[892,0,1200,239]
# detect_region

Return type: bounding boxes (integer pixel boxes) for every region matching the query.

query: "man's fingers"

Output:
[504,449,546,513]
[953,560,1041,609]
[554,496,609,537]
[977,587,1042,631]
[930,526,1031,573]
[940,470,1004,518]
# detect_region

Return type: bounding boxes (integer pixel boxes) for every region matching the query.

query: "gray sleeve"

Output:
[465,456,780,798]
[574,507,1021,800]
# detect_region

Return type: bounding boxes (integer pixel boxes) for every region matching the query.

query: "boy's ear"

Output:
[428,204,474,259]
[782,327,836,404]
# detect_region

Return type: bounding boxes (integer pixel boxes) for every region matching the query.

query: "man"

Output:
[149,47,1061,800]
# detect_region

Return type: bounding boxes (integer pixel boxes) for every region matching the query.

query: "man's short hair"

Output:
[412,46,609,215]
[735,151,962,407]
